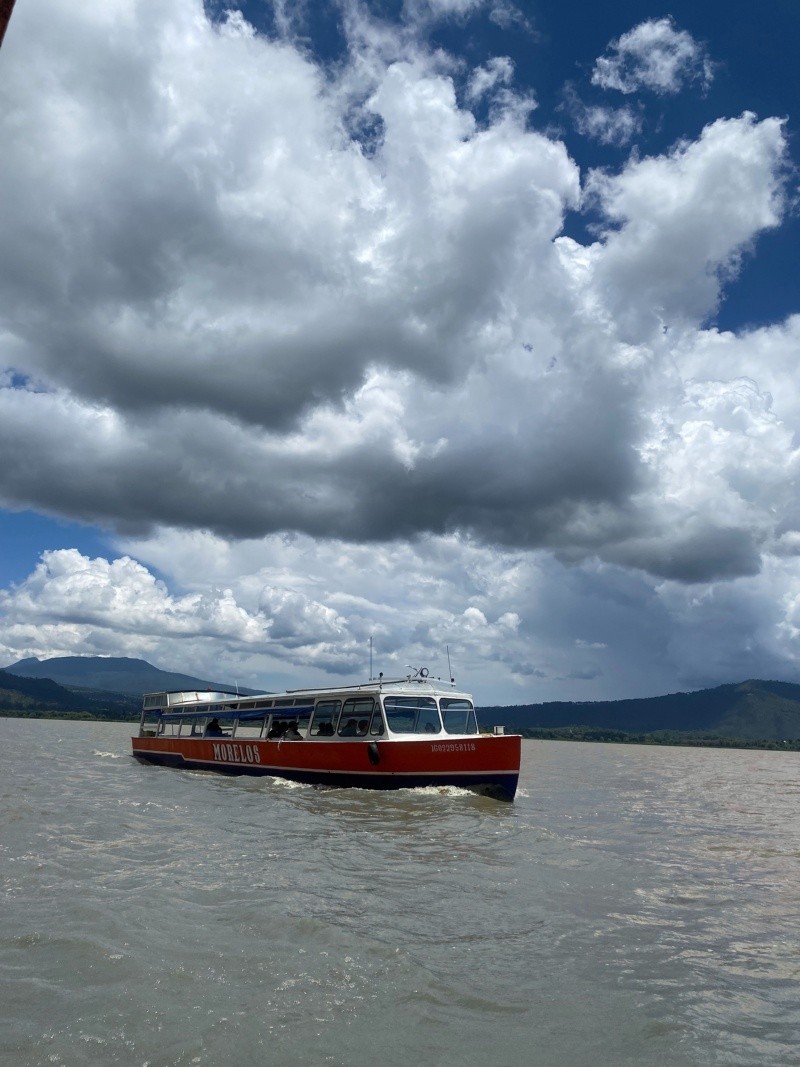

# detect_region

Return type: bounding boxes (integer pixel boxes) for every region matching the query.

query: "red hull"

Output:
[131,733,521,799]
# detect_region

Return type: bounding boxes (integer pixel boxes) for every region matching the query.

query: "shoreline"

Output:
[2,709,798,751]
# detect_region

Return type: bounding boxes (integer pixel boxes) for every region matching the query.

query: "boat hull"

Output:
[131,734,521,801]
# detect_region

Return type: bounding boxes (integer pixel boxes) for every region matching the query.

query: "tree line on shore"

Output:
[2,658,800,751]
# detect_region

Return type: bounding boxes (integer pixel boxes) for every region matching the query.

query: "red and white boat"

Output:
[131,670,521,801]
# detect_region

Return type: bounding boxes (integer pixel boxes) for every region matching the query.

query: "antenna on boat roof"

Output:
[404,664,430,682]
[446,645,454,685]
[369,636,373,681]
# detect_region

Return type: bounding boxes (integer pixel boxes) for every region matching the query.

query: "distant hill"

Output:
[4,656,258,697]
[0,668,140,719]
[5,660,800,742]
[0,656,261,722]
[0,670,88,711]
[478,680,800,741]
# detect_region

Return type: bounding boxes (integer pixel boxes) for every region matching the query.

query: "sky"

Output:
[1,0,800,705]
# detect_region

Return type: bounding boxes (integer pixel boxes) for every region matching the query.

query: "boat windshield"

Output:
[440,698,478,734]
[383,696,441,735]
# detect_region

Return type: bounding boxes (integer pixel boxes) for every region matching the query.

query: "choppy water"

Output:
[1,718,798,1067]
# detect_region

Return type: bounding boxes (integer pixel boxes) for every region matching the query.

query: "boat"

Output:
[131,669,521,801]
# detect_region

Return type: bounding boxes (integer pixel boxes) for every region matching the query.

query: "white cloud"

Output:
[402,0,535,35]
[563,87,642,145]
[414,0,485,16]
[0,0,799,700]
[0,548,266,643]
[592,17,713,96]
[467,56,514,102]
[583,113,787,336]
[673,316,800,437]
[5,538,800,703]
[488,2,536,36]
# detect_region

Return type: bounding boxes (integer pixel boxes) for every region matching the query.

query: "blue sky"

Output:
[1,0,799,703]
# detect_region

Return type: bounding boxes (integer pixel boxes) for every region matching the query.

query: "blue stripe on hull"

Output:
[132,750,518,801]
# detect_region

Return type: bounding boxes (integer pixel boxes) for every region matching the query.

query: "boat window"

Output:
[369,706,385,736]
[236,717,267,739]
[383,697,441,734]
[158,721,185,736]
[440,699,478,735]
[309,700,341,737]
[338,698,374,737]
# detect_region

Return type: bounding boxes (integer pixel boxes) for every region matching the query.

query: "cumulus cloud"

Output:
[0,548,266,646]
[0,2,790,576]
[467,56,515,102]
[5,537,800,703]
[0,1,573,428]
[1,0,800,698]
[0,541,542,696]
[583,113,787,336]
[579,105,642,146]
[562,86,642,145]
[592,17,714,96]
[0,2,791,575]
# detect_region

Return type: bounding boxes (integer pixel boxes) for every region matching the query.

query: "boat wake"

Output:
[397,784,475,799]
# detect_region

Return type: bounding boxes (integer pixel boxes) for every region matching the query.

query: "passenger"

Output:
[284,721,303,741]
[268,721,286,739]
[206,717,224,736]
[318,722,334,736]
[356,719,368,736]
[339,718,358,736]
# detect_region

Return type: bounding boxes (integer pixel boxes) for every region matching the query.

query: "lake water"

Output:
[1,717,798,1066]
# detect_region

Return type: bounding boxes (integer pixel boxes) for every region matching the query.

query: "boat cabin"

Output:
[138,678,479,742]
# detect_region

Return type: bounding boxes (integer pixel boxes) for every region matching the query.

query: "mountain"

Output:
[4,659,800,740]
[0,668,140,719]
[0,669,89,712]
[4,656,257,697]
[0,655,261,721]
[478,680,800,741]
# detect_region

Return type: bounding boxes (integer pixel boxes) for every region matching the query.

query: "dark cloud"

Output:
[0,0,799,719]
[607,525,762,584]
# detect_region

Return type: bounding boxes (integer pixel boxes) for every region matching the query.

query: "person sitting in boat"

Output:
[356,719,368,736]
[268,721,286,739]
[340,718,358,736]
[206,718,224,736]
[283,721,303,741]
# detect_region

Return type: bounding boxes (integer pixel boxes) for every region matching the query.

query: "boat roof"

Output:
[285,676,470,700]
[141,675,473,717]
